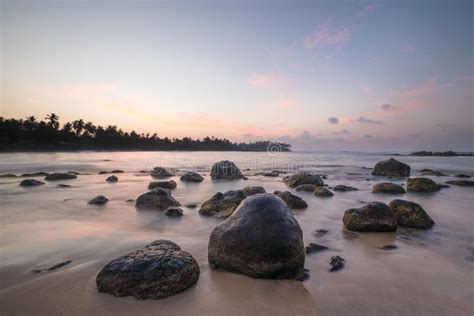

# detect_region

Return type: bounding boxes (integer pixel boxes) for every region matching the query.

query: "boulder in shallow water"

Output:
[19,179,45,187]
[165,207,183,217]
[333,185,358,192]
[45,173,77,181]
[371,158,410,177]
[406,177,440,192]
[372,182,406,194]
[96,240,199,299]
[242,186,266,196]
[446,180,474,187]
[135,188,181,210]
[89,195,109,205]
[273,190,308,209]
[283,173,324,188]
[148,180,177,190]
[150,167,173,178]
[305,243,328,254]
[454,174,471,178]
[388,199,434,229]
[106,175,118,182]
[210,160,244,180]
[295,184,317,192]
[313,187,334,197]
[343,202,397,232]
[180,172,204,182]
[199,190,246,218]
[0,173,17,178]
[208,194,305,280]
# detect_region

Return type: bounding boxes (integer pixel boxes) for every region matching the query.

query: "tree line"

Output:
[0,114,291,152]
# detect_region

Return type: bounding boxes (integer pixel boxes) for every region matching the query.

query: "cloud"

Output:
[355,116,384,124]
[249,72,285,89]
[304,23,352,49]
[328,117,339,124]
[39,83,118,99]
[392,77,440,99]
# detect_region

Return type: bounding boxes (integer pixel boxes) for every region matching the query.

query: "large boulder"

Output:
[180,172,204,182]
[406,177,440,192]
[135,188,181,210]
[210,160,244,180]
[199,190,246,218]
[19,179,45,187]
[45,172,77,181]
[273,191,308,209]
[343,202,398,232]
[446,180,474,187]
[283,173,324,188]
[372,182,406,194]
[372,158,410,177]
[148,180,177,190]
[242,186,266,196]
[150,167,173,178]
[208,194,305,280]
[388,199,434,229]
[96,240,199,299]
[314,187,334,197]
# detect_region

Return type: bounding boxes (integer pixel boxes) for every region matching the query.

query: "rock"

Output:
[106,175,118,182]
[372,182,406,194]
[329,256,345,272]
[165,207,183,217]
[45,173,77,181]
[438,184,450,188]
[312,229,329,237]
[88,195,109,205]
[313,187,334,197]
[242,186,266,196]
[208,194,305,280]
[185,203,198,208]
[343,202,398,232]
[199,190,246,218]
[305,243,329,254]
[31,259,72,273]
[96,240,199,300]
[295,184,317,192]
[446,180,474,187]
[57,184,71,188]
[180,172,204,182]
[455,174,471,178]
[406,177,440,192]
[126,199,135,202]
[0,173,17,178]
[283,173,324,188]
[379,245,398,250]
[372,158,410,177]
[21,171,49,177]
[98,171,109,174]
[420,169,447,176]
[151,167,173,178]
[112,170,124,173]
[67,171,81,175]
[148,180,177,190]
[136,188,181,210]
[409,151,463,157]
[261,170,279,177]
[19,179,45,187]
[210,160,244,180]
[333,185,358,192]
[273,191,308,209]
[388,199,435,229]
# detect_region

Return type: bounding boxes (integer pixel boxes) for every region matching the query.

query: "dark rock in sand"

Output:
[446,180,474,187]
[372,182,406,194]
[329,256,345,272]
[199,190,246,218]
[19,179,45,187]
[208,194,305,280]
[313,187,334,197]
[333,185,358,192]
[455,174,471,178]
[106,175,118,182]
[305,243,329,254]
[295,184,317,192]
[88,195,109,205]
[379,245,398,250]
[210,160,244,180]
[0,173,17,178]
[96,240,199,300]
[136,188,181,210]
[343,202,397,232]
[372,158,411,177]
[389,199,434,229]
[242,186,266,196]
[180,172,204,182]
[45,173,77,181]
[406,177,440,192]
[283,173,324,188]
[165,207,183,217]
[151,167,173,178]
[148,180,177,190]
[273,190,308,209]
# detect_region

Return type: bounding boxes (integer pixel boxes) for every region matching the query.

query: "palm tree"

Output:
[72,119,85,136]
[24,116,37,132]
[83,121,96,137]
[45,113,59,130]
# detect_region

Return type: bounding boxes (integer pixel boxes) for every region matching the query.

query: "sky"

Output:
[1,0,473,151]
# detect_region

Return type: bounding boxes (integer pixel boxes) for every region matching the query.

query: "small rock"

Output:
[329,256,345,272]
[151,167,173,178]
[106,175,118,182]
[136,188,181,210]
[295,184,317,192]
[148,180,177,190]
[21,172,49,177]
[283,173,324,188]
[0,173,17,178]
[261,170,279,177]
[305,243,329,254]
[446,180,474,187]
[112,170,124,173]
[379,245,398,250]
[420,169,447,176]
[57,184,71,188]
[89,195,109,205]
[406,177,440,192]
[19,179,45,187]
[372,182,406,194]
[273,191,308,209]
[314,187,334,197]
[333,185,358,192]
[31,259,72,273]
[45,173,77,181]
[180,172,204,182]
[312,229,329,237]
[165,207,183,217]
[126,199,135,202]
[242,186,266,196]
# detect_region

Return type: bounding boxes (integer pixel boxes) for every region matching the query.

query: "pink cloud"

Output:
[39,83,118,99]
[249,72,285,89]
[392,77,440,99]
[304,23,352,49]
[374,100,433,117]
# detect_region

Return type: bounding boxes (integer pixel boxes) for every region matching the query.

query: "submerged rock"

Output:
[388,199,434,229]
[305,243,329,254]
[208,194,305,280]
[242,186,266,196]
[57,184,72,188]
[379,245,398,250]
[19,179,45,187]
[446,180,474,187]
[295,184,317,192]
[329,256,345,272]
[420,169,447,176]
[96,240,199,300]
[185,203,198,208]
[148,180,177,190]
[210,160,244,180]
[406,177,440,192]
[88,195,109,205]
[283,173,324,188]
[273,190,308,209]
[261,170,280,177]
[0,173,17,178]
[333,185,358,192]
[21,171,49,177]
[45,173,77,181]
[454,174,471,178]
[343,202,397,232]
[106,175,118,182]
[150,167,173,178]
[165,207,183,217]
[135,188,181,210]
[312,229,329,237]
[372,182,406,194]
[372,158,411,177]
[180,172,204,182]
[199,190,246,217]
[314,187,334,197]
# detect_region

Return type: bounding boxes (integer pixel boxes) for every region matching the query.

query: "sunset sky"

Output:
[1,0,473,151]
